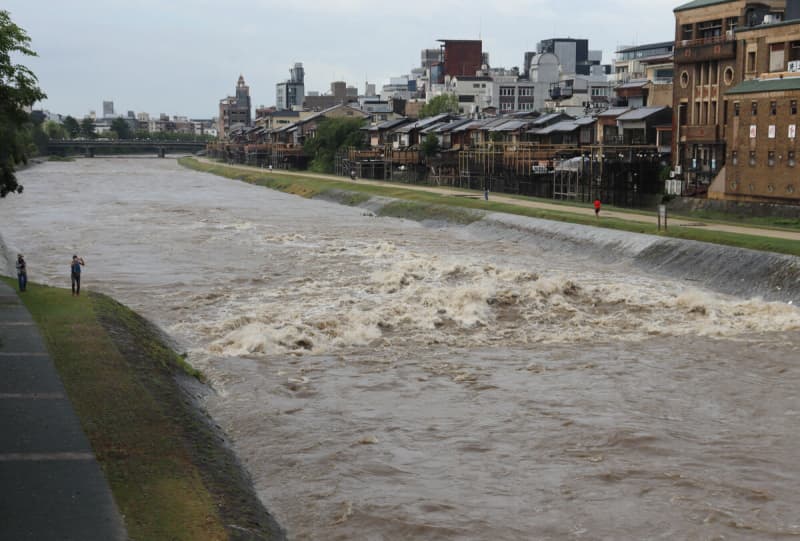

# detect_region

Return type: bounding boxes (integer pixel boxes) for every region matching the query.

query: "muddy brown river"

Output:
[3,158,799,540]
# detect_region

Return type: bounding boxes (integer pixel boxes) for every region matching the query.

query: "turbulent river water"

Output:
[3,158,800,540]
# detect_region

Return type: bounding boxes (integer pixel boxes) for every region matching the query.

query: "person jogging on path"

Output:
[594,198,602,218]
[16,254,27,292]
[71,255,85,296]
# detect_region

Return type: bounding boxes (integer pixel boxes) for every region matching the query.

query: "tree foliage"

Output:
[44,120,67,140]
[63,115,80,138]
[0,10,47,196]
[80,117,96,139]
[303,117,366,173]
[111,117,133,140]
[420,94,459,118]
[421,133,440,158]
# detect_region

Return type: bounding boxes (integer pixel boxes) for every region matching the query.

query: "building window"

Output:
[734,102,740,117]
[768,184,775,192]
[732,150,738,165]
[788,184,796,193]
[749,151,757,166]
[792,100,797,115]
[768,150,776,166]
[771,101,777,115]
[770,43,786,72]
[789,151,796,167]
[680,71,689,88]
[752,101,758,116]
[730,180,739,190]
[698,19,722,39]
[682,24,693,41]
[747,51,757,72]
[724,67,735,85]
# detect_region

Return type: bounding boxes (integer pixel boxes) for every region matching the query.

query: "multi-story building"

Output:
[448,76,494,115]
[438,40,483,78]
[103,101,114,118]
[672,0,785,186]
[276,63,306,110]
[495,78,537,112]
[218,75,252,139]
[537,38,603,76]
[614,42,675,83]
[720,2,800,203]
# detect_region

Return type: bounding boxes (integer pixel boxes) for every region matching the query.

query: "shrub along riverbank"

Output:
[180,158,800,257]
[3,278,284,541]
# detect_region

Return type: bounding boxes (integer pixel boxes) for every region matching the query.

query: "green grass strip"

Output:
[4,278,280,541]
[181,157,800,257]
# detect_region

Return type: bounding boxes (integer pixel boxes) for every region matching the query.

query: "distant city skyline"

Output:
[5,0,678,118]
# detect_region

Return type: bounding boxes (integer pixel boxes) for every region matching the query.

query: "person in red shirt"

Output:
[593,199,601,218]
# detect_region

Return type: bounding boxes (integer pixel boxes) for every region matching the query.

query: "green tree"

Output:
[80,117,96,139]
[420,94,459,118]
[43,120,67,140]
[303,117,366,173]
[63,115,80,138]
[0,10,47,196]
[110,117,133,140]
[421,133,440,158]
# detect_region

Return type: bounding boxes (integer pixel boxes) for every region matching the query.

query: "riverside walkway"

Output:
[200,158,800,243]
[0,281,126,540]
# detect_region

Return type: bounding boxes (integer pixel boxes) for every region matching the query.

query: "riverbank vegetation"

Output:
[303,117,366,173]
[4,278,283,541]
[180,157,800,257]
[0,10,47,197]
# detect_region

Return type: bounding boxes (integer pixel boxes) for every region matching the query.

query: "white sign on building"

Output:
[750,125,757,138]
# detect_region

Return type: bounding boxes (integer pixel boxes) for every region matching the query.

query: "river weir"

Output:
[3,158,800,540]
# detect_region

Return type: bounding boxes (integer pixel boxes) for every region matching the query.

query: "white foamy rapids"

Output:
[200,241,800,357]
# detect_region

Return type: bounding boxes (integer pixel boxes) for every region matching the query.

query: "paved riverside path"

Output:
[200,159,800,243]
[0,282,127,540]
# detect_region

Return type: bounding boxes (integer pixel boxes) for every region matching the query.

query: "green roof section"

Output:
[674,0,736,12]
[726,77,800,95]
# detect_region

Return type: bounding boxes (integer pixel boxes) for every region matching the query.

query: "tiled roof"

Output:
[616,106,669,121]
[674,0,735,12]
[597,107,631,118]
[726,77,800,94]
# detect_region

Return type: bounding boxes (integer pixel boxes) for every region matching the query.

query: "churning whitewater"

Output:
[3,158,799,540]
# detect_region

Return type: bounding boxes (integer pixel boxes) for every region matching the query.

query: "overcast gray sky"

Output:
[6,0,678,119]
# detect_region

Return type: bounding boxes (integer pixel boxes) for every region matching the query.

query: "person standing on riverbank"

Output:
[71,255,85,296]
[16,254,27,292]
[594,198,602,218]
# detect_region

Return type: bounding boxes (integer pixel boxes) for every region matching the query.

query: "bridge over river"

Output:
[47,139,207,158]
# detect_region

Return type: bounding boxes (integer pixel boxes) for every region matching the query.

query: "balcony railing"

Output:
[678,33,733,49]
[675,34,736,64]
